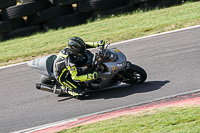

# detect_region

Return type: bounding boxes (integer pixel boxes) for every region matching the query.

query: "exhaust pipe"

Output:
[35,83,61,94]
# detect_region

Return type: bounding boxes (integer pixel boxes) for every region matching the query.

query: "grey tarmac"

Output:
[0,26,200,132]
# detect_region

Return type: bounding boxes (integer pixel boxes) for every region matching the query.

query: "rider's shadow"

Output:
[86,80,170,100]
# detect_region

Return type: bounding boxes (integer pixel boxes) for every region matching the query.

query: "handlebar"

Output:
[98,43,110,52]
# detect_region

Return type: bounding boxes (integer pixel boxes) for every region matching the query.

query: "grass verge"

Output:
[0,1,200,66]
[57,105,200,133]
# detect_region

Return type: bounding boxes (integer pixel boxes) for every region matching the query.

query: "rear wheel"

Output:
[40,75,56,85]
[122,63,147,85]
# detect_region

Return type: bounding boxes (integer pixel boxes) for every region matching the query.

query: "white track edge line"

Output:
[13,88,200,133]
[110,25,200,46]
[1,24,200,70]
[12,118,78,133]
[0,62,27,70]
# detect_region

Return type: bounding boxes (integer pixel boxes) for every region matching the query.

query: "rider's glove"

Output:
[98,40,105,46]
[94,40,105,47]
[87,71,98,80]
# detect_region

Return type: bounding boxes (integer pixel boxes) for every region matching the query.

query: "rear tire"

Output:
[122,63,147,84]
[40,75,56,85]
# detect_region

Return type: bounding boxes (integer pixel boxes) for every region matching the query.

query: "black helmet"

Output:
[68,37,86,56]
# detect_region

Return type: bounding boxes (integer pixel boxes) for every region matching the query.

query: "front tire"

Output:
[122,63,147,85]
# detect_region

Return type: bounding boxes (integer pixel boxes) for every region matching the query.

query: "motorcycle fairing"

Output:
[103,48,127,74]
[92,48,127,89]
[27,55,57,78]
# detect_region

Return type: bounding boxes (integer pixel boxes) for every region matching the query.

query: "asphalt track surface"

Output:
[0,26,200,132]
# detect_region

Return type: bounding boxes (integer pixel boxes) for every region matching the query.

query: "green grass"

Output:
[0,1,200,66]
[57,105,200,133]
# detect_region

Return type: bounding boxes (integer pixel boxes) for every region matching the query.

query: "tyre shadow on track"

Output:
[57,80,170,101]
[85,80,170,100]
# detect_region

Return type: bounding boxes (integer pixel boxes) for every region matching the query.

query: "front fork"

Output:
[115,61,132,82]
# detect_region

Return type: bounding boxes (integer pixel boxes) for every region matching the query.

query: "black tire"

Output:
[27,5,74,26]
[49,0,83,6]
[138,0,182,10]
[2,1,51,20]
[40,75,56,85]
[43,12,90,30]
[0,34,3,42]
[0,11,2,21]
[20,0,48,4]
[92,3,136,19]
[129,0,154,4]
[122,63,147,84]
[0,18,26,34]
[78,0,127,12]
[1,25,41,41]
[0,0,16,9]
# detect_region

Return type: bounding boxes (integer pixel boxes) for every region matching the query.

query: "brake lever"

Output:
[105,43,110,49]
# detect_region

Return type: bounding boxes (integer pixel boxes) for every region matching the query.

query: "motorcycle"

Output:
[27,43,147,99]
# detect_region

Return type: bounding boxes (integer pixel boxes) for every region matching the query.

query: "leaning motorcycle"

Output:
[27,43,147,99]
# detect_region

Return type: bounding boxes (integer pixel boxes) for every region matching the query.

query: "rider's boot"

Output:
[57,86,68,97]
[67,89,85,100]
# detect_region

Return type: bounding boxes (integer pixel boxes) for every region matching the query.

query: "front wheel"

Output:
[122,63,147,85]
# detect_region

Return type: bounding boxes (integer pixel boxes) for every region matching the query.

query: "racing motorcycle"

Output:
[27,43,147,99]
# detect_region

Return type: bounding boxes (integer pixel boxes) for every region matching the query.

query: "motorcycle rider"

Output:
[53,37,105,98]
